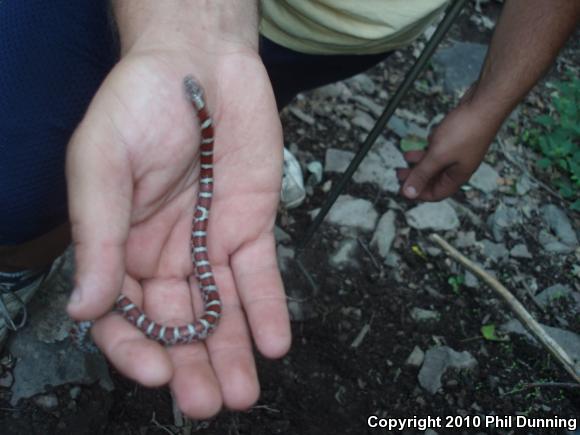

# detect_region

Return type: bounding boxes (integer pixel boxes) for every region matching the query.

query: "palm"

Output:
[67,51,290,417]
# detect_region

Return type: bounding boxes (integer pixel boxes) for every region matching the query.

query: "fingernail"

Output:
[69,287,83,306]
[405,185,417,198]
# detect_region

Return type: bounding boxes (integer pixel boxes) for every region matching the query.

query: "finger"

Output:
[66,111,132,319]
[231,233,291,358]
[417,164,464,202]
[91,276,173,386]
[203,265,260,411]
[396,168,411,182]
[401,150,446,200]
[403,150,426,164]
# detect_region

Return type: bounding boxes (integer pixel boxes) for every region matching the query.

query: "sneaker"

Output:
[0,264,57,351]
[281,148,306,209]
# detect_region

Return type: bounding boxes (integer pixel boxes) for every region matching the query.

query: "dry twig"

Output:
[430,233,580,384]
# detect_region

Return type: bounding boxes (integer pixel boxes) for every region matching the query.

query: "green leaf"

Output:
[481,324,508,342]
[400,136,428,152]
[571,199,580,212]
[537,158,552,169]
[535,114,555,128]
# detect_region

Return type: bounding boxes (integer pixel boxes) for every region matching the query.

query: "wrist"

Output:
[112,0,259,57]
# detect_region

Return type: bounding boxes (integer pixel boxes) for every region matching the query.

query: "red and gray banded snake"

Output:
[71,76,222,351]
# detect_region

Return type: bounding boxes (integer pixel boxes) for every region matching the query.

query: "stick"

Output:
[429,233,580,384]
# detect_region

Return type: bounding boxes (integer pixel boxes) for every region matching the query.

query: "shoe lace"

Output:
[0,270,49,331]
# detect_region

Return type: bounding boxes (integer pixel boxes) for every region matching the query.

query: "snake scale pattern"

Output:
[71,76,222,350]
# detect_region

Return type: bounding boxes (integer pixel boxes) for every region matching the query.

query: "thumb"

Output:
[65,114,132,320]
[401,151,445,200]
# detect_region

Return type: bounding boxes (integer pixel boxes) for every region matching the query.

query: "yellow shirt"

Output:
[260,0,450,55]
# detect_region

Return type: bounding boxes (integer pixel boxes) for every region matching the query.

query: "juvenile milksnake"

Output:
[71,76,222,351]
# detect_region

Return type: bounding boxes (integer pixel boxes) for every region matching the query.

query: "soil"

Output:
[1,2,579,434]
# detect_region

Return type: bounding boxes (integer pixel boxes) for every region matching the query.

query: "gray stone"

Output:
[353,138,407,193]
[33,393,59,410]
[433,42,488,93]
[405,346,425,368]
[542,204,578,247]
[410,307,440,322]
[501,320,580,367]
[535,284,580,310]
[314,82,350,99]
[329,239,359,270]
[370,211,397,259]
[69,386,82,400]
[387,115,409,138]
[325,148,354,173]
[455,231,478,249]
[7,249,113,405]
[288,107,315,125]
[481,239,509,263]
[464,271,479,289]
[406,201,460,231]
[539,230,575,254]
[516,173,533,196]
[325,195,378,232]
[352,95,384,118]
[351,110,375,131]
[418,346,478,394]
[487,204,521,241]
[510,243,532,259]
[277,245,295,274]
[274,225,291,243]
[347,73,376,94]
[469,162,499,193]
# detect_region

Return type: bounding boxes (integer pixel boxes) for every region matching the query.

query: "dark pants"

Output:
[0,0,391,245]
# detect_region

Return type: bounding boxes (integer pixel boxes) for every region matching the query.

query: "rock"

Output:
[481,240,509,263]
[352,95,384,118]
[432,42,488,93]
[69,386,82,400]
[468,162,499,193]
[288,107,315,125]
[487,204,521,241]
[352,138,407,193]
[405,346,425,368]
[387,115,409,137]
[535,284,580,310]
[7,248,113,405]
[33,393,59,411]
[274,226,291,244]
[277,245,295,274]
[325,148,354,173]
[464,271,479,289]
[541,205,578,247]
[418,346,478,394]
[539,230,575,254]
[370,211,397,259]
[406,201,460,231]
[501,320,580,366]
[510,243,532,259]
[455,231,478,249]
[351,109,375,131]
[516,173,533,196]
[347,73,376,94]
[330,239,359,270]
[410,307,440,322]
[325,195,379,232]
[314,82,350,99]
[385,252,401,269]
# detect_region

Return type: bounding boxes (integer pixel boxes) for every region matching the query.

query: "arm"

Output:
[67,0,290,418]
[400,0,580,201]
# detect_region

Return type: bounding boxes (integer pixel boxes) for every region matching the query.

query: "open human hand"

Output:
[66,47,291,418]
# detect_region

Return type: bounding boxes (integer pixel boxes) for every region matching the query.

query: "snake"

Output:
[71,76,222,350]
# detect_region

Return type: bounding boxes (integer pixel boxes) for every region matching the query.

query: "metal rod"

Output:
[296,0,468,253]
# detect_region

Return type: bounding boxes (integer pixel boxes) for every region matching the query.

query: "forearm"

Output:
[112,0,260,55]
[471,0,579,122]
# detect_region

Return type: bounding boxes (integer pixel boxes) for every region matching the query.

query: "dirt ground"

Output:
[1,2,579,435]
